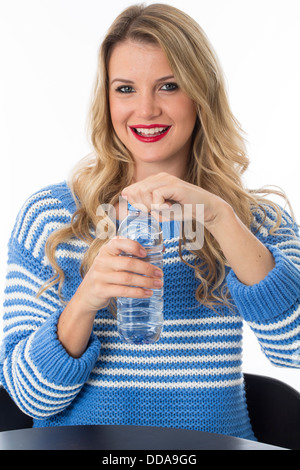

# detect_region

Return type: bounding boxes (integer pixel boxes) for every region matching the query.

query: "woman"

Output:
[1,4,299,440]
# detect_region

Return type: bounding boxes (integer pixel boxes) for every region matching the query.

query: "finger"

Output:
[103,271,163,290]
[100,284,154,299]
[100,236,147,258]
[122,178,170,211]
[121,195,151,213]
[109,255,163,279]
[139,191,153,212]
[152,186,177,206]
[122,173,172,195]
[98,237,163,278]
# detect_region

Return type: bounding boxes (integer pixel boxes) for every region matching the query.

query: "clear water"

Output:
[117,211,164,345]
[117,264,163,344]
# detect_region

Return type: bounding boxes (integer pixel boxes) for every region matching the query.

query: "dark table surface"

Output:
[0,425,286,450]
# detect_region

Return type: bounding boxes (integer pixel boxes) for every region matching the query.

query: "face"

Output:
[108,40,197,179]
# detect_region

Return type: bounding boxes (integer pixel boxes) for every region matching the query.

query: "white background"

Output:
[0,0,299,391]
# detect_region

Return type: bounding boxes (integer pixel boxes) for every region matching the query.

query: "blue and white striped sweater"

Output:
[1,181,300,439]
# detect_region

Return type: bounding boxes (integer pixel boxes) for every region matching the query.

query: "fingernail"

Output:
[144,290,153,296]
[154,280,163,288]
[154,270,163,277]
[140,249,147,256]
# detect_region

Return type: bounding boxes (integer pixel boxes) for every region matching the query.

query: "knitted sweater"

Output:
[1,181,300,440]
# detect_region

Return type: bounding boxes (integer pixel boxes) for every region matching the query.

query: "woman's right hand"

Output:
[58,236,163,357]
[74,236,164,314]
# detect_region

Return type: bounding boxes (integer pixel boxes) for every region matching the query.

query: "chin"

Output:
[133,152,170,163]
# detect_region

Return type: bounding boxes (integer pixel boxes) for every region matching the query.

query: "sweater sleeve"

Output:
[227,203,300,368]
[0,186,101,419]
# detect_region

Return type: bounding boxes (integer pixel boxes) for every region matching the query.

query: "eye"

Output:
[160,82,178,92]
[116,85,135,94]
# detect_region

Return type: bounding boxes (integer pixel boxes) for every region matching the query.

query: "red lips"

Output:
[129,125,171,143]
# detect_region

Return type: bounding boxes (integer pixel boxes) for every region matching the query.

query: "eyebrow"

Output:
[110,75,175,85]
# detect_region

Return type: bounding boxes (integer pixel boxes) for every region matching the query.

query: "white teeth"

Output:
[134,127,169,136]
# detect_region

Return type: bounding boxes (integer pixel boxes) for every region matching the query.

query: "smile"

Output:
[129,125,171,143]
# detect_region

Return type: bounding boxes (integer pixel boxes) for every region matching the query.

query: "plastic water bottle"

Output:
[117,207,164,345]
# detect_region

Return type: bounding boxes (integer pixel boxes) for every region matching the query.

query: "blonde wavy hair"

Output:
[39,3,294,312]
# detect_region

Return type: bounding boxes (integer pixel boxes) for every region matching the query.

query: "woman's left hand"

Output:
[121,172,230,234]
[121,172,275,285]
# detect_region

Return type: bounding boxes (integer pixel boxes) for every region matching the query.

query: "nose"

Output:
[136,91,162,121]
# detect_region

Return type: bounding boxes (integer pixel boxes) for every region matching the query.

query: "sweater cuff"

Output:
[226,244,300,323]
[28,309,101,386]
